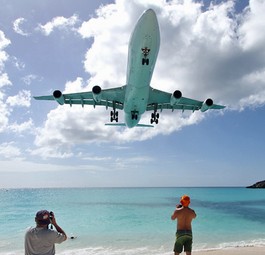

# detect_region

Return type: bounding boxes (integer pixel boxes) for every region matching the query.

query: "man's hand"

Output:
[50,212,67,241]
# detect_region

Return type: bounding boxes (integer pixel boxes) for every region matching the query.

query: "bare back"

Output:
[171,207,196,231]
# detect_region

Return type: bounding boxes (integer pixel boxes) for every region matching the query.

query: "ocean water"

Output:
[1,187,265,255]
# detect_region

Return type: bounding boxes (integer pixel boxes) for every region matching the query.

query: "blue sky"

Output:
[1,0,265,188]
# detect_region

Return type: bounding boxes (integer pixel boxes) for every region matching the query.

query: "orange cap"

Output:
[180,195,190,207]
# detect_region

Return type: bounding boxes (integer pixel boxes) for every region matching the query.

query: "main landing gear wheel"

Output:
[150,112,159,124]
[110,110,118,122]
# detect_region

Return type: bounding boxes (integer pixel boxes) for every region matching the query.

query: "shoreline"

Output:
[1,246,265,255]
[194,246,265,255]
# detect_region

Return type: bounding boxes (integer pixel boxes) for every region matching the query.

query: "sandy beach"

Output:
[194,247,264,255]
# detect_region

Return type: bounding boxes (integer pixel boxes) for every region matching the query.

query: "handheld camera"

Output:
[49,211,54,220]
[49,211,54,229]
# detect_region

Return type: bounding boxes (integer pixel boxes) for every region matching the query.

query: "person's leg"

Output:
[174,237,183,255]
[183,235,193,255]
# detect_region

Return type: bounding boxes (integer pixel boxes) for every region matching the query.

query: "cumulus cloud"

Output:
[64,77,86,93]
[238,0,265,50]
[0,103,9,132]
[0,73,12,88]
[0,31,12,133]
[37,14,79,36]
[6,90,31,107]
[34,0,265,157]
[0,31,11,72]
[0,142,22,159]
[0,31,10,49]
[8,118,35,134]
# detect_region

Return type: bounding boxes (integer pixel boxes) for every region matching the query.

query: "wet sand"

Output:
[194,246,264,255]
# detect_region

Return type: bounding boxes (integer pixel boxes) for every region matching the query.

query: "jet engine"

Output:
[92,85,102,103]
[53,90,65,105]
[201,98,213,112]
[170,90,182,106]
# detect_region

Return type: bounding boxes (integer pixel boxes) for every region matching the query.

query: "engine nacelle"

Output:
[170,90,182,106]
[201,98,213,112]
[92,85,102,103]
[53,90,65,105]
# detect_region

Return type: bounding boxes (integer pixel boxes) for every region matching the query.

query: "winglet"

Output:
[105,123,154,128]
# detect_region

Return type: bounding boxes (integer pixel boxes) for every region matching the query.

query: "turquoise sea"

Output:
[1,187,265,255]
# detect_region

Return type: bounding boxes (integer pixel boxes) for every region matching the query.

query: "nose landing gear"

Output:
[131,111,138,120]
[141,47,150,65]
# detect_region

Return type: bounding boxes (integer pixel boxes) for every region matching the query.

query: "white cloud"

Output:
[0,31,10,72]
[12,56,25,71]
[13,18,29,36]
[21,74,40,85]
[0,73,12,88]
[30,145,74,159]
[8,118,35,134]
[0,30,11,49]
[6,90,31,107]
[81,155,112,161]
[37,14,79,36]
[64,77,86,93]
[0,52,9,73]
[238,0,265,50]
[0,31,12,133]
[33,0,265,157]
[0,159,77,173]
[0,142,21,159]
[0,103,9,132]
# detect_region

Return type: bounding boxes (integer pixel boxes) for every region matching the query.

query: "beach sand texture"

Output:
[195,247,264,255]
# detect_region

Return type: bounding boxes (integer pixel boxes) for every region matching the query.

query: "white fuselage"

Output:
[124,9,160,128]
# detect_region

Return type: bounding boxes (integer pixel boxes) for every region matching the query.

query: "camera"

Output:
[49,212,54,229]
[49,211,54,220]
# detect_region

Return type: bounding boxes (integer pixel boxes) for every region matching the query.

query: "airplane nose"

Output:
[140,8,159,29]
[144,9,157,20]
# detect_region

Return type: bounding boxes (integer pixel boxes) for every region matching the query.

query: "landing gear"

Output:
[150,111,159,124]
[142,58,149,65]
[141,47,150,65]
[110,110,118,122]
[131,111,138,120]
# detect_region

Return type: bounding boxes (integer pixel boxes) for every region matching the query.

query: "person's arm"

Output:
[171,205,182,220]
[192,209,197,219]
[171,210,177,220]
[51,213,67,241]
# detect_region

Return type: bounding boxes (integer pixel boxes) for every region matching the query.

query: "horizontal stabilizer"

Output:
[105,123,154,128]
[105,123,126,127]
[136,123,154,127]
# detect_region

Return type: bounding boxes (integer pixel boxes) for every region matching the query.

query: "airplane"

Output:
[34,9,225,128]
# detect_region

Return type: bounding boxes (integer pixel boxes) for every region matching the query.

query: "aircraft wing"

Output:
[34,85,127,110]
[147,87,225,112]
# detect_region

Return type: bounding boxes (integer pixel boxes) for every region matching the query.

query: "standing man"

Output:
[171,195,196,255]
[25,210,67,255]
